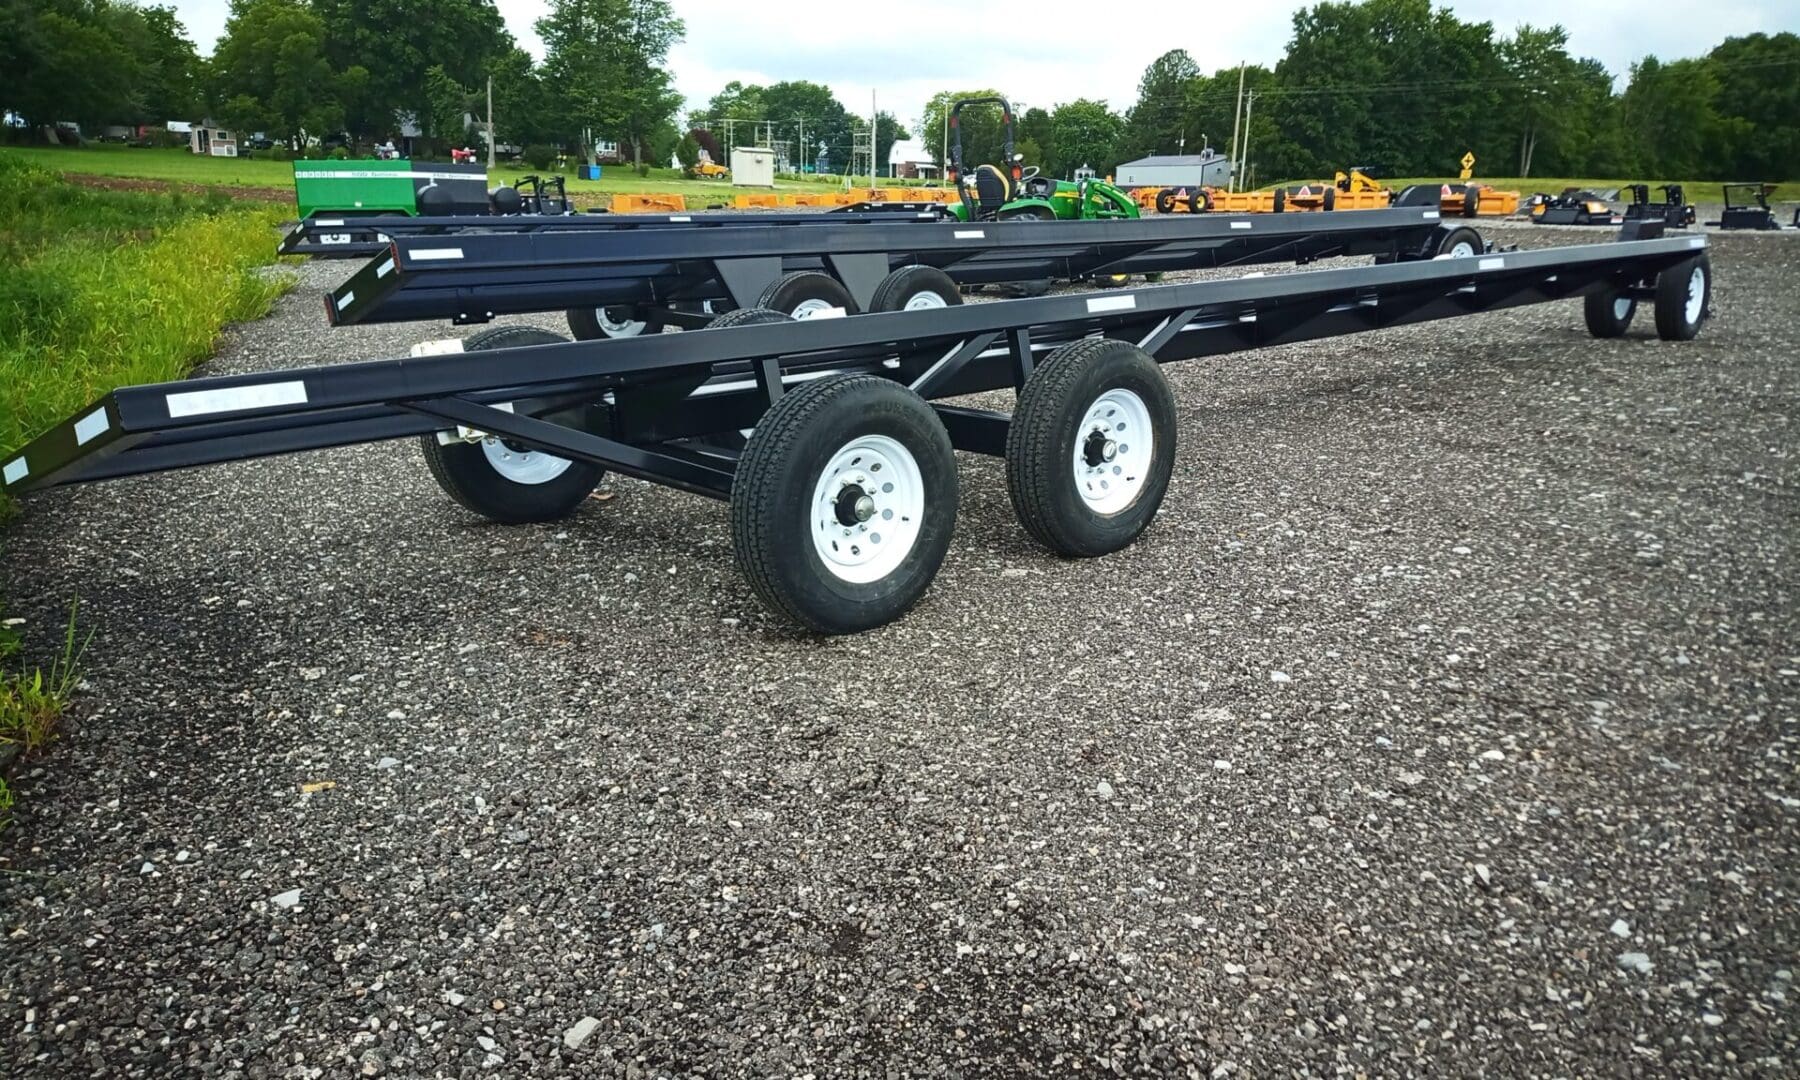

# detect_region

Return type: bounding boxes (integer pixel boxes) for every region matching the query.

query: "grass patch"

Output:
[0,145,929,208]
[0,603,87,833]
[0,155,293,500]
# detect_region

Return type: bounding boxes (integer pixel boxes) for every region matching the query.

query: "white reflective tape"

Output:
[796,306,847,320]
[670,215,691,222]
[296,170,477,181]
[1239,271,1267,278]
[74,408,109,446]
[1479,257,1505,270]
[166,380,308,418]
[376,259,396,278]
[408,338,466,358]
[410,248,464,261]
[1687,236,1705,249]
[1087,295,1137,314]
[337,290,355,309]
[954,229,985,239]
[1230,220,1252,230]
[315,218,344,227]
[1422,211,1440,220]
[3,458,26,485]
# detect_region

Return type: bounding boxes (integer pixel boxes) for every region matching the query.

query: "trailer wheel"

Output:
[1155,188,1177,214]
[706,306,793,329]
[1322,187,1337,212]
[758,271,859,319]
[1583,289,1637,338]
[1005,338,1177,557]
[869,266,963,312]
[732,374,958,634]
[418,327,604,523]
[568,305,665,340]
[1188,188,1213,213]
[1433,225,1483,258]
[1653,253,1710,341]
[1462,183,1484,218]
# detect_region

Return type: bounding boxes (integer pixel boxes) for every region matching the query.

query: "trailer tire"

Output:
[1272,188,1286,213]
[1005,338,1177,558]
[568,305,665,340]
[1323,187,1336,212]
[1155,188,1177,214]
[732,374,958,634]
[1652,253,1710,341]
[1462,183,1484,218]
[1189,188,1213,213]
[418,327,605,524]
[706,306,793,329]
[1433,225,1482,258]
[758,271,859,319]
[869,266,963,312]
[1583,289,1637,338]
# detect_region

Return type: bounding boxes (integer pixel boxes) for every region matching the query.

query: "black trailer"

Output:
[279,202,954,259]
[1622,184,1697,228]
[1708,184,1782,230]
[320,207,1487,340]
[4,234,1712,633]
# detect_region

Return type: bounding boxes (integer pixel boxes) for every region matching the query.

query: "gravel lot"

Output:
[3,221,1797,1078]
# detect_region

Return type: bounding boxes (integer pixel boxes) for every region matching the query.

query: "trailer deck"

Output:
[4,235,1712,633]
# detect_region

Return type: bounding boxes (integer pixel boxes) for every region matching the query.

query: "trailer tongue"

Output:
[3,236,1712,634]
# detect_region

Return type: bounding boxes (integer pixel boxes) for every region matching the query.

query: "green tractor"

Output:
[942,96,1138,223]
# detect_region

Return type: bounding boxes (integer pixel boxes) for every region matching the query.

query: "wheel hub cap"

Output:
[1073,389,1153,516]
[810,436,925,584]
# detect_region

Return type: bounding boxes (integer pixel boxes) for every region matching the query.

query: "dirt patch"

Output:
[60,172,291,206]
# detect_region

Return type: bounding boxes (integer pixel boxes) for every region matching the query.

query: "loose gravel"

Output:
[2,221,1796,1079]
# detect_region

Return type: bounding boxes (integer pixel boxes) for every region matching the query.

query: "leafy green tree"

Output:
[1708,32,1800,178]
[1619,56,1719,178]
[424,65,473,146]
[919,89,1011,174]
[1047,99,1123,177]
[1123,48,1200,160]
[874,111,910,170]
[312,0,513,140]
[132,7,203,124]
[211,0,344,146]
[539,0,684,168]
[676,131,699,173]
[12,2,142,133]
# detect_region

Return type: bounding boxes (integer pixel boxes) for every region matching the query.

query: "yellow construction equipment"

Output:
[693,160,729,180]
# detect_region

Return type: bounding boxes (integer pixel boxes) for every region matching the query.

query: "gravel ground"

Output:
[2,222,1796,1079]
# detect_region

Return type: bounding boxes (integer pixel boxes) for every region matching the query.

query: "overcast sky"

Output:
[170,0,1797,150]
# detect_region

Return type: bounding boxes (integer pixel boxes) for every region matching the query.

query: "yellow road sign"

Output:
[1459,151,1476,180]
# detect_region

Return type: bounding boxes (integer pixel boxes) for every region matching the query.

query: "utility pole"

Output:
[486,76,494,170]
[797,116,805,174]
[1228,62,1245,192]
[1237,90,1255,190]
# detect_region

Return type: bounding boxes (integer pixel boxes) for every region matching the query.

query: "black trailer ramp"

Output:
[4,236,1713,633]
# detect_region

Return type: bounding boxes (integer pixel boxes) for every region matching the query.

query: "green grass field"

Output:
[0,155,291,482]
[0,145,929,208]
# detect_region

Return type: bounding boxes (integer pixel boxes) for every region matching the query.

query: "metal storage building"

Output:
[1115,152,1233,190]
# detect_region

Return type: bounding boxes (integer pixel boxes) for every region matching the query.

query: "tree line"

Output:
[921,0,1799,184]
[1,0,689,171]
[692,80,909,174]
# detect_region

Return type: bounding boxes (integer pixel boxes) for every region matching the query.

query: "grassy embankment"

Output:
[0,154,290,828]
[0,144,927,208]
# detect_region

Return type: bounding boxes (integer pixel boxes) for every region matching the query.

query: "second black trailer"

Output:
[5,235,1712,634]
[322,206,1489,341]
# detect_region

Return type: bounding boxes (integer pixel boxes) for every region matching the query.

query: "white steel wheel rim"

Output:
[791,298,836,318]
[597,307,647,337]
[903,291,948,311]
[1613,296,1632,321]
[809,435,924,584]
[1448,239,1476,257]
[482,438,574,485]
[1074,388,1153,516]
[1685,267,1706,324]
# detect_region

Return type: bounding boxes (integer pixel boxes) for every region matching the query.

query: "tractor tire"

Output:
[1652,253,1710,341]
[418,326,605,523]
[730,374,958,634]
[1155,188,1178,214]
[1583,290,1637,338]
[1005,338,1177,558]
[869,266,963,313]
[568,305,666,341]
[757,271,858,318]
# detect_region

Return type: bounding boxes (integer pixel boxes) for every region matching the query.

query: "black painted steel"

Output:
[324,207,1465,326]
[2,236,1707,504]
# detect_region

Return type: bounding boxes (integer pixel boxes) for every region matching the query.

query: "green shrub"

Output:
[520,144,557,170]
[328,145,349,160]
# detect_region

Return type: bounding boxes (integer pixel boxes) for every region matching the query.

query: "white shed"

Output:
[730,146,776,187]
[1114,152,1232,191]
